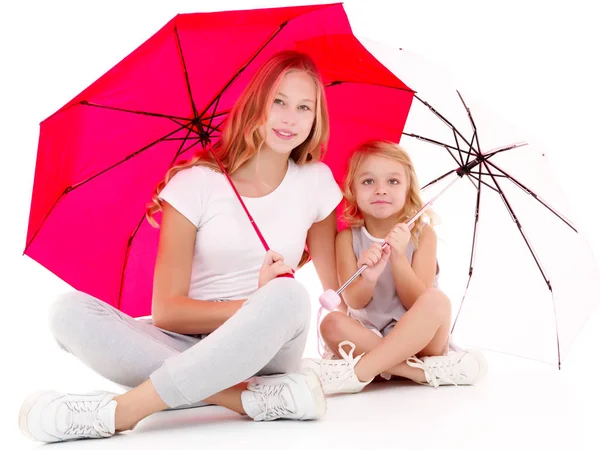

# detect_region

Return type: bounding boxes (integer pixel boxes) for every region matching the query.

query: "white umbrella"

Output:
[357,38,600,368]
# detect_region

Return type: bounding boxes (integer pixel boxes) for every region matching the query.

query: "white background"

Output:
[1,0,599,448]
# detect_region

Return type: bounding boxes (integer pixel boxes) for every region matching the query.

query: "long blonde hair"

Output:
[146,50,330,228]
[341,140,437,247]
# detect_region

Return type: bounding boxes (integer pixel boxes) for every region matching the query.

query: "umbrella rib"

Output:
[162,137,197,141]
[206,95,222,136]
[486,141,528,157]
[26,122,197,254]
[463,173,479,191]
[178,118,205,136]
[24,121,196,255]
[80,101,191,122]
[196,3,366,119]
[117,214,145,310]
[466,172,500,193]
[202,109,229,120]
[421,169,456,190]
[444,145,464,169]
[24,190,68,254]
[451,158,483,334]
[481,159,552,288]
[453,131,465,166]
[172,133,204,163]
[482,159,562,368]
[202,110,228,135]
[456,90,481,162]
[485,159,577,232]
[174,26,199,119]
[175,110,229,132]
[178,116,227,157]
[198,38,417,123]
[209,116,227,134]
[478,172,508,178]
[179,116,222,136]
[324,80,415,94]
[414,95,474,151]
[117,129,201,309]
[466,133,477,166]
[71,123,194,190]
[170,114,223,140]
[167,117,196,131]
[190,120,224,136]
[402,132,471,156]
[198,21,289,120]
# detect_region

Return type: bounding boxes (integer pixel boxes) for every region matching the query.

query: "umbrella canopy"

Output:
[24,4,414,317]
[358,38,600,367]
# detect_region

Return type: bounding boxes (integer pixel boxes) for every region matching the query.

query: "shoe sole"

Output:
[301,359,368,396]
[465,349,488,385]
[300,368,327,420]
[300,358,320,374]
[18,390,56,442]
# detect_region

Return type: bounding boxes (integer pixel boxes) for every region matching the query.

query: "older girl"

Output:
[20,50,342,443]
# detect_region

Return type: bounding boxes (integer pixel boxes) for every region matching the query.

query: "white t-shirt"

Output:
[158,159,343,301]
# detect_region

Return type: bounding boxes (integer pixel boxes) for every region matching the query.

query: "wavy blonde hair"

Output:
[341,140,437,248]
[146,50,330,231]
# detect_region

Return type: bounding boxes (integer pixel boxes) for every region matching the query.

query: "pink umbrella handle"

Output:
[207,145,295,278]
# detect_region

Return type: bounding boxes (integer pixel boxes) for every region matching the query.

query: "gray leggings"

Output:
[48,277,311,409]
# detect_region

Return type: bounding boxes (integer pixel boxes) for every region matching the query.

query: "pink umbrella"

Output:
[24,3,414,317]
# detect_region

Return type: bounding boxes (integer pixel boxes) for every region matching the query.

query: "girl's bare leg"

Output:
[113,380,248,431]
[321,289,451,384]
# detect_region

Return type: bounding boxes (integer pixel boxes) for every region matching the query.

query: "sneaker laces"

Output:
[319,341,362,383]
[252,384,294,421]
[407,353,464,387]
[64,400,111,437]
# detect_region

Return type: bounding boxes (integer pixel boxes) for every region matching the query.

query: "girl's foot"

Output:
[19,390,119,443]
[406,348,488,387]
[301,341,373,395]
[241,368,327,421]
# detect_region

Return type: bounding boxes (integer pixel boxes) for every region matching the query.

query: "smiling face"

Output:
[352,154,410,220]
[259,70,317,156]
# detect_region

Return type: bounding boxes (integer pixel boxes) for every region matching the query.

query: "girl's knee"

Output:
[418,288,451,319]
[260,277,310,309]
[49,292,80,337]
[250,278,311,329]
[48,291,102,340]
[320,311,346,341]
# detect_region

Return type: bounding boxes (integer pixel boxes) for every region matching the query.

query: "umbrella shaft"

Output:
[336,243,389,295]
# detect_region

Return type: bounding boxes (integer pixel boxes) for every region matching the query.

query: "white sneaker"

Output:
[301,341,372,395]
[406,348,488,387]
[241,368,326,421]
[19,390,118,443]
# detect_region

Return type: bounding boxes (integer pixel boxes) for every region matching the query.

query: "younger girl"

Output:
[303,140,487,394]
